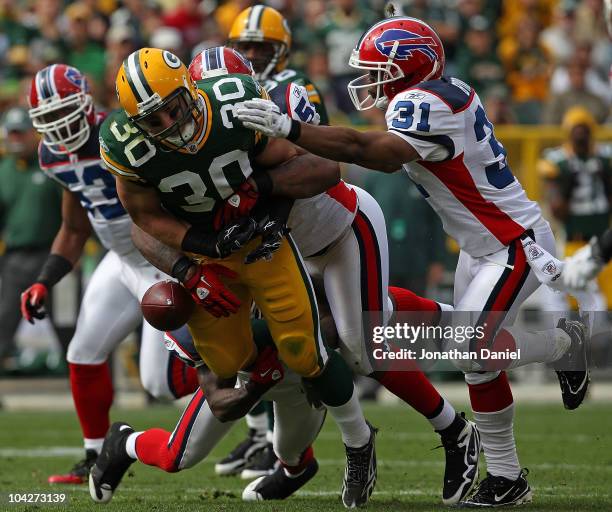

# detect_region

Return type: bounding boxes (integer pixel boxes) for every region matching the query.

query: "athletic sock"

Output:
[389,286,440,312]
[69,362,113,441]
[246,406,268,438]
[468,372,520,480]
[125,432,141,460]
[282,446,315,477]
[498,327,571,369]
[84,438,104,455]
[305,351,370,448]
[429,398,459,432]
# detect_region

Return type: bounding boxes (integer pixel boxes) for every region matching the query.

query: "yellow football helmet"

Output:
[228,5,291,81]
[116,48,204,152]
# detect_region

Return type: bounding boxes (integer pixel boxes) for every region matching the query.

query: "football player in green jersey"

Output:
[100,48,377,507]
[228,5,329,126]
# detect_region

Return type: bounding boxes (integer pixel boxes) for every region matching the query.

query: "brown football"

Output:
[141,280,195,331]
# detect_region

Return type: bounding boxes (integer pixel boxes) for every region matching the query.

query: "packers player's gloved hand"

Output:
[182,218,257,258]
[20,283,49,323]
[182,263,240,318]
[248,346,284,388]
[213,181,259,231]
[245,214,291,265]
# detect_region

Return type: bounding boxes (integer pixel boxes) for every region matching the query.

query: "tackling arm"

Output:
[198,368,269,423]
[50,190,93,265]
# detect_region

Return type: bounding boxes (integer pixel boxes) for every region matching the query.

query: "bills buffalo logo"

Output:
[375,29,438,61]
[64,67,88,91]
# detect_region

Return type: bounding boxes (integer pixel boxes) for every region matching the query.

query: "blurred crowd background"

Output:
[0,0,610,380]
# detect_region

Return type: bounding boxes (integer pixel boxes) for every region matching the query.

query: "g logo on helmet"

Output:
[375,29,438,61]
[163,51,182,69]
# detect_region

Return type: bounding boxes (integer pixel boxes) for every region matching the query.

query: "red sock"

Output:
[468,371,513,413]
[69,362,113,440]
[389,286,440,312]
[137,388,206,472]
[376,365,443,417]
[281,446,315,475]
[135,428,178,472]
[168,356,199,398]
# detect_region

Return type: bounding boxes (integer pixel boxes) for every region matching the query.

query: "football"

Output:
[141,280,195,331]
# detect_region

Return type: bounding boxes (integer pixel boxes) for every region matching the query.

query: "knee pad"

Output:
[275,333,321,377]
[464,370,501,386]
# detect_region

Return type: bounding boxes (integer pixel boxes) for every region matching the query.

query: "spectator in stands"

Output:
[162,0,205,49]
[498,0,554,41]
[550,41,611,105]
[103,24,138,108]
[455,15,505,99]
[540,0,577,64]
[65,2,106,88]
[543,60,609,124]
[499,16,553,124]
[0,107,62,370]
[313,0,379,116]
[538,107,612,307]
[482,84,516,124]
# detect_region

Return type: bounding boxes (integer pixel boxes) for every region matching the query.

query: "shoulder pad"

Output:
[410,77,474,114]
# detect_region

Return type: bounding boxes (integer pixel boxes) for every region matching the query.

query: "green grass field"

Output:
[0,402,610,511]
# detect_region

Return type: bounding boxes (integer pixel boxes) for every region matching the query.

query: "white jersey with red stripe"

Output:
[38,113,137,260]
[386,77,542,257]
[288,181,358,257]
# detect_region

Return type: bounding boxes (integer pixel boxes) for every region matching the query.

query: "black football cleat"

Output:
[460,469,532,508]
[242,458,318,500]
[215,428,268,476]
[341,422,377,508]
[89,422,135,503]
[438,413,481,505]
[48,449,97,484]
[241,442,278,480]
[555,318,590,410]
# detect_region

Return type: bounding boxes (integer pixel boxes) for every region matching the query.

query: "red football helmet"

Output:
[348,17,445,110]
[28,64,95,155]
[188,46,254,81]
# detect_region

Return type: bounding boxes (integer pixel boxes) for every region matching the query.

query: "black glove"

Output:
[182,217,257,258]
[216,217,258,258]
[245,216,290,264]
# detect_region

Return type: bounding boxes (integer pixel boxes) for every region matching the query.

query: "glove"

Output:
[562,240,603,291]
[183,264,241,317]
[245,216,290,264]
[235,98,293,138]
[248,346,284,387]
[216,217,258,258]
[20,283,49,324]
[213,181,259,231]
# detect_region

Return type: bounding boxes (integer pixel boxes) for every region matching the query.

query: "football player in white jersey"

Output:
[235,16,590,507]
[21,64,199,484]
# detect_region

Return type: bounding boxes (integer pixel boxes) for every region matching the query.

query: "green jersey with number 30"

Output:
[99,73,268,231]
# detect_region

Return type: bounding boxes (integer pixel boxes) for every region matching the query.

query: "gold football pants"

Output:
[187,235,328,378]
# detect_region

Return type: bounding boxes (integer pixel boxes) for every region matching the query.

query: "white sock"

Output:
[474,404,521,480]
[125,432,142,460]
[84,438,104,455]
[503,327,571,369]
[326,387,370,448]
[246,411,268,436]
[429,398,456,431]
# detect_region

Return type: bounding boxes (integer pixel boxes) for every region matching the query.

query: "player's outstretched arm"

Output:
[236,99,419,173]
[49,190,93,265]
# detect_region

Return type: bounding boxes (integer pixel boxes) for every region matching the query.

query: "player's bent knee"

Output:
[275,334,321,377]
[66,344,107,366]
[140,373,174,401]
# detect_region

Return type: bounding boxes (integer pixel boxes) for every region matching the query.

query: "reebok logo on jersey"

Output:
[375,29,438,61]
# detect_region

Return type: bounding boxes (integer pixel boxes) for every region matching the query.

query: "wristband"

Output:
[181,227,219,258]
[36,254,73,287]
[171,255,194,283]
[287,118,301,142]
[252,171,273,198]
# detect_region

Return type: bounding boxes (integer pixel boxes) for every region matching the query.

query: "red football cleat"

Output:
[48,450,97,484]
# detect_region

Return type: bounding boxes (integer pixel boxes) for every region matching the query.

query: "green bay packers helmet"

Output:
[228,5,291,81]
[116,48,205,152]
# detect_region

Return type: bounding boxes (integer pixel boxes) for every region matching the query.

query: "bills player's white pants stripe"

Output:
[453,220,557,383]
[305,186,390,376]
[66,250,179,399]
